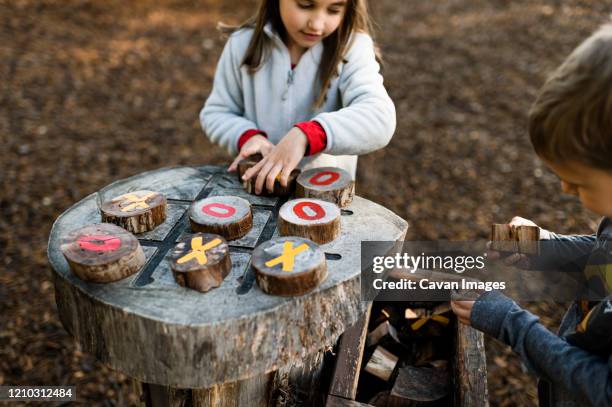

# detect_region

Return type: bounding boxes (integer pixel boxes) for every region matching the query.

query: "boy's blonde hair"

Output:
[529,23,612,170]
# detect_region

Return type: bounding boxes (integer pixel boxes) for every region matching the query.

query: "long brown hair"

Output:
[220,0,380,109]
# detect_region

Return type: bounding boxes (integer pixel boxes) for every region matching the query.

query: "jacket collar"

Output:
[263,21,323,65]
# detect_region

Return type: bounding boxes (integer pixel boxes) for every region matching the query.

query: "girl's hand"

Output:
[228,135,274,172]
[450,300,474,326]
[242,128,308,194]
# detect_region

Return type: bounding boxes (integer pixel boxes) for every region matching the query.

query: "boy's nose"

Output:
[307,17,325,32]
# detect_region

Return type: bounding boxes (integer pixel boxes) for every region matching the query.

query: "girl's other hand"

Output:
[242,128,308,194]
[228,135,274,172]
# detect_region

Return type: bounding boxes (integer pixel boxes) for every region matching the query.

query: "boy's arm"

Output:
[471,291,612,407]
[200,33,260,156]
[530,232,596,272]
[313,33,396,156]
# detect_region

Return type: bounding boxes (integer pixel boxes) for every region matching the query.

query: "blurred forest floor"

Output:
[0,0,607,405]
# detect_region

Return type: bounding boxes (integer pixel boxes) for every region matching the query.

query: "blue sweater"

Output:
[471,218,612,407]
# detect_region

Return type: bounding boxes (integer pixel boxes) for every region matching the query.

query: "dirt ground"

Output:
[0,0,607,405]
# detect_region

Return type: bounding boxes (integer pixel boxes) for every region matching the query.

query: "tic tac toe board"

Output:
[47,166,408,388]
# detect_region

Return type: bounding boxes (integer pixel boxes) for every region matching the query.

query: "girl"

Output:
[200,0,396,194]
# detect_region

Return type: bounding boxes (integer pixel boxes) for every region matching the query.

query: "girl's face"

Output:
[279,0,347,51]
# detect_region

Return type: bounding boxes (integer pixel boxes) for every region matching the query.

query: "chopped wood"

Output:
[404,308,427,319]
[329,305,372,400]
[296,167,355,208]
[490,223,540,254]
[100,190,166,234]
[278,198,341,244]
[364,346,398,382]
[60,223,145,283]
[366,321,400,348]
[389,366,450,403]
[326,395,374,407]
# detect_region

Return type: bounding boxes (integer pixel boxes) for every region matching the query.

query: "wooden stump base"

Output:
[169,233,231,293]
[101,190,166,234]
[296,167,355,208]
[252,237,327,296]
[279,198,341,244]
[60,223,145,283]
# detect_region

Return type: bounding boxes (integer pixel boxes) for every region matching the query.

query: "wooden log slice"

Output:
[278,198,341,244]
[516,225,540,255]
[490,223,518,253]
[169,233,232,293]
[189,196,253,240]
[100,190,166,234]
[252,236,327,296]
[296,167,355,208]
[238,154,300,196]
[237,153,263,179]
[60,223,145,283]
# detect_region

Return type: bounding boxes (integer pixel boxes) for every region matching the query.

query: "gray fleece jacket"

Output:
[200,23,396,179]
[471,218,612,407]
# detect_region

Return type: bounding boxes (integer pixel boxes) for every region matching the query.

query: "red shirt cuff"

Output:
[294,121,327,156]
[238,129,267,151]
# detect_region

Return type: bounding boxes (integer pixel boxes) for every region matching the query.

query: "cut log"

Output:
[189,196,253,241]
[237,153,263,179]
[515,225,540,255]
[252,237,327,296]
[296,167,355,208]
[388,366,450,405]
[278,198,341,244]
[364,346,398,382]
[169,233,231,293]
[100,190,166,234]
[366,321,400,348]
[490,224,518,253]
[238,155,300,196]
[60,223,145,283]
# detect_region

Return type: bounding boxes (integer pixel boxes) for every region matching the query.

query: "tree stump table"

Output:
[47,166,408,407]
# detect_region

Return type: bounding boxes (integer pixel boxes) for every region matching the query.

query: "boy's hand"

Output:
[242,128,308,194]
[451,300,474,326]
[228,135,274,172]
[487,216,552,268]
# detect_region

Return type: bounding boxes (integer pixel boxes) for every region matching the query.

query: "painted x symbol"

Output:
[177,237,222,265]
[265,241,309,272]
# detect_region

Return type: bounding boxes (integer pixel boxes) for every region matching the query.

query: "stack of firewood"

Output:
[357,302,454,406]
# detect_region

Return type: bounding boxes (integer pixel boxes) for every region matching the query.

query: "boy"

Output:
[451,24,612,406]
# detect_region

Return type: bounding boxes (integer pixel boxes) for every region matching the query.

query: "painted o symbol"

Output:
[309,171,340,186]
[202,202,236,218]
[293,201,325,221]
[77,235,122,252]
